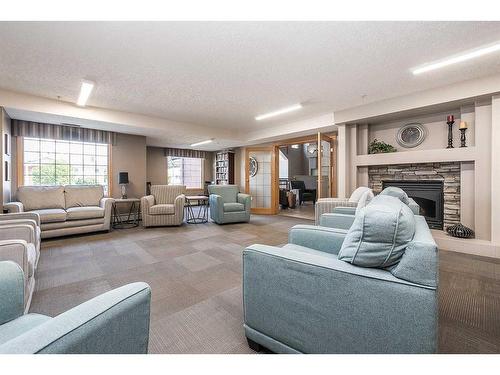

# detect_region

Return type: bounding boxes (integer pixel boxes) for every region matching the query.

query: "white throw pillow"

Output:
[348,187,372,203]
[355,190,373,215]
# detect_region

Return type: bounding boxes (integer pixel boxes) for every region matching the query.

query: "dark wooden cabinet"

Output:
[215,151,234,185]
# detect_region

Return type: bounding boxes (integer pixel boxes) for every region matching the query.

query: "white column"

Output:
[337,124,348,198]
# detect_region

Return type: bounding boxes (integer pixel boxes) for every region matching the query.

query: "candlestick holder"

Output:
[446,120,454,148]
[460,128,467,147]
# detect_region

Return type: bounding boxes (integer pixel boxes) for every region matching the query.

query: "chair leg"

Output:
[247,337,262,352]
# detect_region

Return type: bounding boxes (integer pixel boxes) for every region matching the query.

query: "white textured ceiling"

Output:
[1,21,500,145]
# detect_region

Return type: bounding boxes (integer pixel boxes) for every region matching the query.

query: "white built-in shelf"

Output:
[355,146,477,167]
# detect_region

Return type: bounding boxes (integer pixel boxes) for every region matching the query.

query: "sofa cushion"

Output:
[338,195,416,268]
[151,185,185,204]
[66,206,105,220]
[17,186,65,211]
[41,218,104,231]
[149,204,175,215]
[379,186,410,205]
[30,208,67,224]
[390,215,438,287]
[348,187,372,203]
[0,314,51,346]
[224,202,245,212]
[208,185,239,204]
[64,185,103,208]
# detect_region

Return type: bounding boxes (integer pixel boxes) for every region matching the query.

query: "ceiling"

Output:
[1,21,500,147]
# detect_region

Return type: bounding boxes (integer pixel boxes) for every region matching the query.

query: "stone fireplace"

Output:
[368,162,460,229]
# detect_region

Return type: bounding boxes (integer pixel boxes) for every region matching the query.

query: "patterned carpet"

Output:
[29,214,500,353]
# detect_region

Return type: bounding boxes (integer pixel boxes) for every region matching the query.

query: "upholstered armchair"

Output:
[314,186,373,224]
[0,261,151,354]
[141,185,186,227]
[208,185,251,224]
[290,180,316,205]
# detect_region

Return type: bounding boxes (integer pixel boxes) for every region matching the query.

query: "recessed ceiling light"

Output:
[412,42,500,75]
[190,139,213,147]
[255,103,302,121]
[77,80,95,106]
[291,144,300,149]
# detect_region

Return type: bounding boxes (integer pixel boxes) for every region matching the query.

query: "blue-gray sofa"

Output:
[243,193,438,354]
[208,185,251,224]
[0,261,151,354]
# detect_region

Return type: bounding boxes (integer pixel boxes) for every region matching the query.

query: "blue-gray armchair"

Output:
[0,261,151,354]
[243,214,438,353]
[208,185,251,224]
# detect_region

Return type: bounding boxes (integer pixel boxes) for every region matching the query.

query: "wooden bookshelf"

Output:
[215,150,234,185]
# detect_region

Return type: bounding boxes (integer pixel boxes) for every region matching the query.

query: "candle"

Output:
[459,121,468,129]
[447,115,454,122]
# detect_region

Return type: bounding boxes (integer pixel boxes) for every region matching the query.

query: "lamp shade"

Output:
[118,172,129,184]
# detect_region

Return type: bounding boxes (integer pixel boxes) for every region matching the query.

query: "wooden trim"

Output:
[271,145,278,214]
[16,136,23,188]
[317,132,322,198]
[108,144,113,197]
[251,207,275,215]
[331,133,338,197]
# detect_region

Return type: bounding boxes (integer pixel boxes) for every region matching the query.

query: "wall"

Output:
[285,146,308,178]
[111,133,147,199]
[0,107,12,204]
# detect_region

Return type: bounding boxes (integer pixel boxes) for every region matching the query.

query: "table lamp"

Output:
[118,172,129,199]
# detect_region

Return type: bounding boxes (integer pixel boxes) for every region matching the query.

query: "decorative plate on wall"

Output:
[249,157,258,177]
[396,123,427,148]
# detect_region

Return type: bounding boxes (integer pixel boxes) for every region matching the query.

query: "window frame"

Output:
[166,156,204,190]
[17,136,112,195]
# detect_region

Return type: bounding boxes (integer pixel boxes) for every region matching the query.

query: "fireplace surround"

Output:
[368,162,460,229]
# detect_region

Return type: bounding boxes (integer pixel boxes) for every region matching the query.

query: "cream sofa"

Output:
[5,185,114,239]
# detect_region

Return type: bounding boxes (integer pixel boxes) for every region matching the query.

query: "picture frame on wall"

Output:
[4,133,9,155]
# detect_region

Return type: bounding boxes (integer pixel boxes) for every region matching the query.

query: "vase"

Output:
[446,223,475,239]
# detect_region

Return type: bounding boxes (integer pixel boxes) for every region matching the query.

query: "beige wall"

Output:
[111,133,147,199]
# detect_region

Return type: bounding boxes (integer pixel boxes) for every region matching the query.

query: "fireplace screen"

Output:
[382,180,444,230]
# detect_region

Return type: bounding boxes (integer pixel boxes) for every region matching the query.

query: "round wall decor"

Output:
[396,123,427,148]
[249,157,258,177]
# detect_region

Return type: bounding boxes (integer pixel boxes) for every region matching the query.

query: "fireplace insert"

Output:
[382,180,444,229]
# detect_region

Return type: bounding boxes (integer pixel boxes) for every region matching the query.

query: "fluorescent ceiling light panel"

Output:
[291,144,300,149]
[190,139,213,147]
[412,42,500,75]
[255,103,302,121]
[77,80,95,106]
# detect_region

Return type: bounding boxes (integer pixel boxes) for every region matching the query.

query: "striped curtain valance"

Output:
[164,147,208,159]
[11,120,117,145]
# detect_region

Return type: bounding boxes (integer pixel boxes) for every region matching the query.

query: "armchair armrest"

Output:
[140,195,155,215]
[100,197,115,230]
[332,206,357,215]
[237,193,251,211]
[0,212,40,226]
[288,224,347,255]
[4,202,24,213]
[0,224,36,244]
[0,282,152,354]
[320,213,356,230]
[0,261,25,325]
[0,219,38,234]
[209,193,224,214]
[174,194,186,216]
[314,198,356,224]
[0,240,32,282]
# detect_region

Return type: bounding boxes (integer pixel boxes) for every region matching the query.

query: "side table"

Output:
[112,198,141,229]
[185,195,209,224]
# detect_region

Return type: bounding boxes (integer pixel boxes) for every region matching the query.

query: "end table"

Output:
[112,198,141,229]
[185,195,209,224]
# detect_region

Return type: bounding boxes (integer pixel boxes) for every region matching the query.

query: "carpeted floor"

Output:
[29,214,500,353]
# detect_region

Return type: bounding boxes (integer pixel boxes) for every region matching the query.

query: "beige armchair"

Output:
[141,185,186,227]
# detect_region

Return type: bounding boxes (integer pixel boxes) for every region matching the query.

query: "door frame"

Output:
[245,146,278,215]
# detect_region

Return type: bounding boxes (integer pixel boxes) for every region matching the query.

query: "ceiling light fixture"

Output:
[255,103,302,121]
[412,42,500,75]
[190,139,213,147]
[77,80,95,106]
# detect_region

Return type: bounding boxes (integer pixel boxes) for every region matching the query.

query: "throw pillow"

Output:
[379,186,410,205]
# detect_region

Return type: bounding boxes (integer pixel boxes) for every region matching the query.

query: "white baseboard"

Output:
[431,229,500,259]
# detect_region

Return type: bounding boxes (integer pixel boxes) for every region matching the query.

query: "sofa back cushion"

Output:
[17,186,65,211]
[390,215,438,287]
[348,187,372,203]
[151,185,186,204]
[64,185,104,208]
[355,190,374,215]
[338,195,416,268]
[379,186,410,205]
[208,185,239,204]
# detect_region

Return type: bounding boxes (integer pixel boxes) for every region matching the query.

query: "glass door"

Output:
[245,147,277,214]
[317,132,336,198]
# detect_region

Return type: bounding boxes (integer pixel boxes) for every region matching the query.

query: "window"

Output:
[23,137,109,194]
[167,156,203,189]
